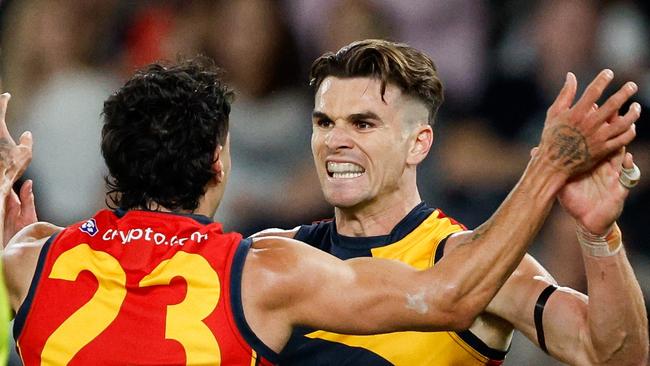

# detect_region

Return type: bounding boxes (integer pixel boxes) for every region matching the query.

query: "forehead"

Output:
[314,76,406,116]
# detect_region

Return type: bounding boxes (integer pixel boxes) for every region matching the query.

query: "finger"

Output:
[0,93,15,143]
[530,146,539,158]
[18,131,33,150]
[547,72,577,117]
[572,69,614,118]
[606,102,641,138]
[622,152,634,170]
[607,147,625,169]
[19,179,37,222]
[604,124,636,153]
[5,189,20,222]
[592,82,638,125]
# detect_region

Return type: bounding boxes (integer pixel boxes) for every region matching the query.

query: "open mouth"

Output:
[327,161,365,179]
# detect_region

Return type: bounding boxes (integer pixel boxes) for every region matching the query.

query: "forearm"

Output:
[582,242,648,364]
[429,157,567,324]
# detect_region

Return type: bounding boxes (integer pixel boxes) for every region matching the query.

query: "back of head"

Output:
[310,39,444,124]
[101,56,233,211]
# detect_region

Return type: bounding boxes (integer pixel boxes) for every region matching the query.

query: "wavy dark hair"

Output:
[101,56,233,211]
[310,39,444,125]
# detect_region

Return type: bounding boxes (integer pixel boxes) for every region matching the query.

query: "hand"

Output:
[3,179,37,247]
[536,70,640,179]
[0,93,32,195]
[558,149,633,235]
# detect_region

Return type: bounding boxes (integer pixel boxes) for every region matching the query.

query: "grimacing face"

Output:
[311,76,430,209]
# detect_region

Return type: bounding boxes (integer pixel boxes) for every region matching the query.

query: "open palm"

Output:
[558,149,630,235]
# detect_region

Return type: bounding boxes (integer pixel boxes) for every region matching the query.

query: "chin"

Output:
[324,191,366,209]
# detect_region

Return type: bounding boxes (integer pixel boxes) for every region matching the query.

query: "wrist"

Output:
[522,157,569,201]
[577,222,622,257]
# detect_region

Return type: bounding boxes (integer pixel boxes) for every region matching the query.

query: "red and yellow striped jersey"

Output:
[15,209,276,365]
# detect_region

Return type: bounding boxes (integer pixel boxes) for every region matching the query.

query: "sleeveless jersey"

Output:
[279,202,508,365]
[14,209,277,365]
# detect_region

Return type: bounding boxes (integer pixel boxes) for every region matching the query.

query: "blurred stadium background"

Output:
[0,0,648,364]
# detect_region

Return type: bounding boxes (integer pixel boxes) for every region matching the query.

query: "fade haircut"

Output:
[310,39,444,124]
[101,56,234,211]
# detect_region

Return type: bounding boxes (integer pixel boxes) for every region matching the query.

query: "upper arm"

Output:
[242,237,465,350]
[483,254,596,364]
[248,227,299,239]
[3,222,58,312]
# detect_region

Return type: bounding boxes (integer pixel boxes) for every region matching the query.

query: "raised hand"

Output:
[0,93,34,248]
[0,93,32,193]
[536,70,640,179]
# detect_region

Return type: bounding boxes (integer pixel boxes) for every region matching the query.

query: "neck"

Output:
[334,188,422,237]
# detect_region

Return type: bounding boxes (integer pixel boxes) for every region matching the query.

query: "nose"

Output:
[324,124,354,151]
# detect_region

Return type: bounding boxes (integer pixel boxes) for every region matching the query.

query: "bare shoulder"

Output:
[7,221,61,246]
[249,226,300,239]
[245,236,345,297]
[240,236,350,351]
[3,221,60,312]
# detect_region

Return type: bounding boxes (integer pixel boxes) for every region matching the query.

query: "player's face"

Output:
[311,77,419,209]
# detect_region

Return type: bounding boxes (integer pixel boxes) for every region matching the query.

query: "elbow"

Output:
[434,284,484,331]
[589,332,649,366]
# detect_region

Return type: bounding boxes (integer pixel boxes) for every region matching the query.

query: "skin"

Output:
[0,67,646,364]
[260,71,648,364]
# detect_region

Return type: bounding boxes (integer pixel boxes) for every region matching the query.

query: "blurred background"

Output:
[0,0,648,364]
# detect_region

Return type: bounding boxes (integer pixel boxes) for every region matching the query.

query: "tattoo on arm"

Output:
[471,223,491,241]
[547,125,589,170]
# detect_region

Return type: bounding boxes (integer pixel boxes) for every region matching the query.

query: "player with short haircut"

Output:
[258,40,648,365]
[0,52,642,365]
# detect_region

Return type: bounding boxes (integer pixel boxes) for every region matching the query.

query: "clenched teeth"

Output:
[327,162,365,178]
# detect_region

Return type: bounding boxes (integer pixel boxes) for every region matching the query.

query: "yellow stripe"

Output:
[250,349,257,366]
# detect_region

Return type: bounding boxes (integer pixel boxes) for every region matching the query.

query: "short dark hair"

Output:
[310,39,444,124]
[101,56,234,211]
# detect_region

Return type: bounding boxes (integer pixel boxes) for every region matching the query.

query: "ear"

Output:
[213,145,225,183]
[406,125,434,165]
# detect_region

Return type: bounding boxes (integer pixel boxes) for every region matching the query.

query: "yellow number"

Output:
[140,252,222,365]
[41,244,127,366]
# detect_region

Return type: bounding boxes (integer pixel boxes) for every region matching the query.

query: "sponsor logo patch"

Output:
[79,218,99,236]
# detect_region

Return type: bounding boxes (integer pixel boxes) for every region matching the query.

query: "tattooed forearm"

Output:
[547,125,589,171]
[471,222,492,241]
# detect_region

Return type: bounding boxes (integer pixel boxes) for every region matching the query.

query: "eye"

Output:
[315,118,333,128]
[354,120,374,129]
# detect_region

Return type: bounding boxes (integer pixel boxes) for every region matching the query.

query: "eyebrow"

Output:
[312,111,381,121]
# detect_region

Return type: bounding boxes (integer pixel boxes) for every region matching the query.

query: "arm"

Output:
[547,146,646,364]
[3,222,58,311]
[249,226,299,239]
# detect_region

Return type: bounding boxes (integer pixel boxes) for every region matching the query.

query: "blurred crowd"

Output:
[0,0,648,364]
